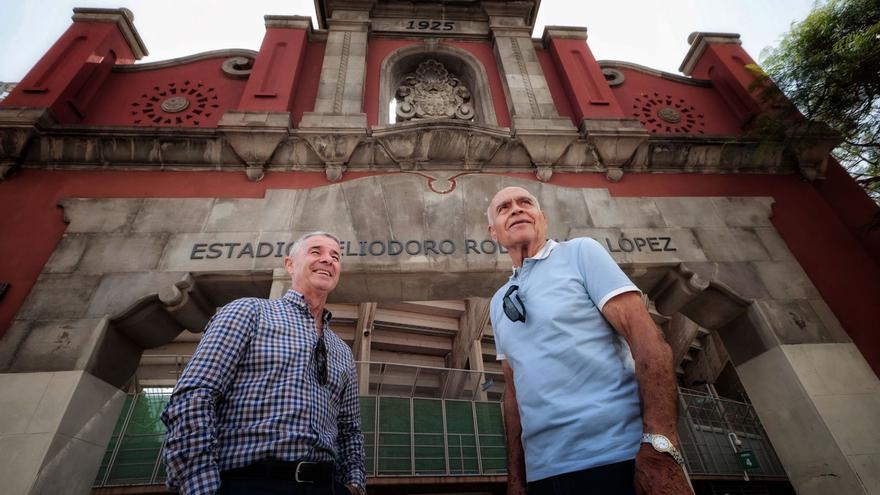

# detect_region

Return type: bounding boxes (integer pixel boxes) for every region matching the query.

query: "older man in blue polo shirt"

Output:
[487,187,691,495]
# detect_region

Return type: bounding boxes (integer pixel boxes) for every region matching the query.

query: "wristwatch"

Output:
[641,433,684,465]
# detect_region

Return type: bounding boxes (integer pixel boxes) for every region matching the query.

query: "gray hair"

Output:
[289,231,342,257]
[486,193,542,224]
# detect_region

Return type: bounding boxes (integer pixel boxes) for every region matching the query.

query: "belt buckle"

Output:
[294,461,315,483]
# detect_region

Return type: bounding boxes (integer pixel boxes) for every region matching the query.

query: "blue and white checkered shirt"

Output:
[161,290,365,495]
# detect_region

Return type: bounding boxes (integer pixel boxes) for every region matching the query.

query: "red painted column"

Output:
[679,32,765,127]
[542,26,625,122]
[236,16,312,113]
[1,8,146,122]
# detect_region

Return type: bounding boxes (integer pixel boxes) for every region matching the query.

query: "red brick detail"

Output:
[237,28,309,113]
[545,37,624,121]
[688,44,764,127]
[2,21,137,122]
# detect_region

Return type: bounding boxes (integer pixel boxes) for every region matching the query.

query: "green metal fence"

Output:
[93,361,787,487]
[95,391,169,486]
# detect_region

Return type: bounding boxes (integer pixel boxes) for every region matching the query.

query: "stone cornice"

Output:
[5,122,810,181]
[112,49,257,72]
[598,60,712,87]
[679,32,741,76]
[541,25,587,48]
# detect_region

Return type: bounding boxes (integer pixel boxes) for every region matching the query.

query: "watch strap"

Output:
[641,433,685,465]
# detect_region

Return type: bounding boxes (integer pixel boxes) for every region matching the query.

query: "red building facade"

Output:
[1,2,879,494]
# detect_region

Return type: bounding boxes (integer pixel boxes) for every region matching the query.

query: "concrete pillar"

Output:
[716,302,880,494]
[737,342,880,494]
[353,302,376,394]
[299,9,370,129]
[0,370,127,494]
[483,5,578,180]
[541,26,647,180]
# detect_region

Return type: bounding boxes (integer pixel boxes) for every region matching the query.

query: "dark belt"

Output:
[221,460,335,483]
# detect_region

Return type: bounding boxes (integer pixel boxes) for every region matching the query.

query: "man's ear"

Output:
[283,256,295,276]
[488,224,497,242]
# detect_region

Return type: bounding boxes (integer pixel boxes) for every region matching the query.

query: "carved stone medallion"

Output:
[657,107,681,123]
[395,59,474,122]
[161,96,190,113]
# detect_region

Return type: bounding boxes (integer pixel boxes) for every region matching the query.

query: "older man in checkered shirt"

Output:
[161,232,365,495]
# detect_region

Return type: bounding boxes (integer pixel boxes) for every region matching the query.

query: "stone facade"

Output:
[0,1,879,495]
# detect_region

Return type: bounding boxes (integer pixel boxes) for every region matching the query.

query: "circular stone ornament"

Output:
[161,96,190,113]
[657,107,681,123]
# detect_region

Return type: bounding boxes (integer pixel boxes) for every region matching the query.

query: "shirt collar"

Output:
[283,289,333,325]
[512,239,558,276]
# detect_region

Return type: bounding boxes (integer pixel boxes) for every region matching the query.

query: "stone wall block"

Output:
[813,393,880,456]
[684,262,770,300]
[17,274,101,320]
[653,198,724,227]
[297,186,357,239]
[341,178,401,270]
[587,198,665,228]
[737,347,866,494]
[422,181,467,274]
[753,227,796,261]
[260,190,304,233]
[536,183,592,231]
[783,343,879,397]
[752,261,821,300]
[132,198,214,233]
[158,233,260,272]
[711,197,774,227]
[807,299,851,344]
[459,174,502,242]
[694,228,770,262]
[8,318,104,373]
[77,233,168,273]
[60,199,143,234]
[378,175,428,242]
[0,371,55,436]
[253,232,299,270]
[0,320,31,371]
[31,433,111,495]
[0,432,53,494]
[205,199,265,233]
[86,272,188,318]
[48,371,125,445]
[756,299,849,345]
[44,234,90,274]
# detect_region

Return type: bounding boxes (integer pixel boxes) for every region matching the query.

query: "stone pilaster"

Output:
[299,9,371,181]
[483,4,577,181]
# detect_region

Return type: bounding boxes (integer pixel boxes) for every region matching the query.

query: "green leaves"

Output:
[760,0,880,200]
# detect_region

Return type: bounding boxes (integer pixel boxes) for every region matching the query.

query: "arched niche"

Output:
[379,41,498,126]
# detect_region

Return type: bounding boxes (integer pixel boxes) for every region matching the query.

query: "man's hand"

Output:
[634,444,692,495]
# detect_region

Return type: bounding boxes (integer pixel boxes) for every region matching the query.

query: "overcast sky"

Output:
[0,0,817,82]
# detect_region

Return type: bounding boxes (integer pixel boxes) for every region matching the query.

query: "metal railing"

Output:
[679,388,787,478]
[94,360,787,487]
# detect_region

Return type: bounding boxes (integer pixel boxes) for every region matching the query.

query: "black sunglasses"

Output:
[503,285,526,323]
[315,337,328,385]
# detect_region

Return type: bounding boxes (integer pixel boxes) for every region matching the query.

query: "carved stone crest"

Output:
[395,59,474,121]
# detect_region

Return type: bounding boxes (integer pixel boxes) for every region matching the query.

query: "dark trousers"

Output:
[217,476,349,495]
[526,460,636,495]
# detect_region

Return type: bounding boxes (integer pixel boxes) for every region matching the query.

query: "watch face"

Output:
[653,436,670,450]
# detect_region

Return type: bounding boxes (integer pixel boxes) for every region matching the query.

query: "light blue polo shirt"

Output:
[490,237,642,482]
